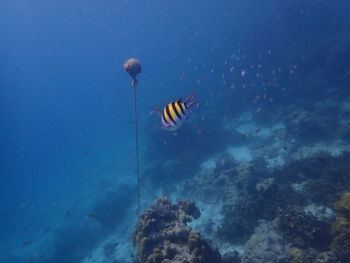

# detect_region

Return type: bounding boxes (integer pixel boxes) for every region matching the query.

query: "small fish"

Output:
[66,209,71,216]
[88,213,95,219]
[151,90,199,131]
[21,226,29,233]
[230,54,240,61]
[242,134,248,142]
[23,241,32,247]
[255,128,261,133]
[220,159,226,167]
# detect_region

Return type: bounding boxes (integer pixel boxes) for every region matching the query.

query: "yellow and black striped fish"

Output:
[152,90,199,131]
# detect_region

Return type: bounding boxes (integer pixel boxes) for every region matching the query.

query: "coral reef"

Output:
[284,152,350,206]
[143,103,350,262]
[241,231,287,263]
[282,107,334,143]
[218,175,304,244]
[277,206,331,250]
[285,247,317,263]
[132,197,222,263]
[313,192,350,263]
[222,251,241,263]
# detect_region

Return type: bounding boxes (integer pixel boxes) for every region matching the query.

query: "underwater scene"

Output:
[1,0,350,262]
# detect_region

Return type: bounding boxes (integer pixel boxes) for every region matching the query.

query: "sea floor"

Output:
[8,97,350,263]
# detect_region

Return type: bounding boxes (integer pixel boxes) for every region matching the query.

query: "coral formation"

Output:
[277,193,350,263]
[218,177,304,244]
[132,197,222,263]
[278,206,331,250]
[283,108,332,143]
[222,251,240,263]
[241,231,287,263]
[286,247,317,263]
[315,192,350,263]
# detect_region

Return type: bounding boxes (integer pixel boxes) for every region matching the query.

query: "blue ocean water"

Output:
[1,1,350,262]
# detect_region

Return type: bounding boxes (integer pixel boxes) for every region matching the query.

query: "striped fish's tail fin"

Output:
[150,106,162,116]
[185,90,199,108]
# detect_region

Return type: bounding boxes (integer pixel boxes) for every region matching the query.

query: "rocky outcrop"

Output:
[132,197,222,263]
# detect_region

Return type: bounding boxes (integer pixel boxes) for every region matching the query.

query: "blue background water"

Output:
[1,0,350,262]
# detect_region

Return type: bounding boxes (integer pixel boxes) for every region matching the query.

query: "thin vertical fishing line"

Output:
[133,85,141,217]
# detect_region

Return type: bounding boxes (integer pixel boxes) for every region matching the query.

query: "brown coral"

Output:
[314,192,350,263]
[329,192,350,262]
[132,197,222,263]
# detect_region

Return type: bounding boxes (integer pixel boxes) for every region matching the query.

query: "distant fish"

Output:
[255,128,261,134]
[66,209,71,216]
[230,54,240,61]
[23,241,32,247]
[88,213,95,219]
[252,95,260,103]
[220,159,226,167]
[151,90,199,131]
[21,226,29,233]
[242,133,248,142]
